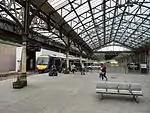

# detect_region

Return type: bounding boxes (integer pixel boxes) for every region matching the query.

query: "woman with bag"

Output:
[99,63,108,81]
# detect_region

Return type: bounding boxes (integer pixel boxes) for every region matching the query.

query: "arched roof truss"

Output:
[49,0,150,51]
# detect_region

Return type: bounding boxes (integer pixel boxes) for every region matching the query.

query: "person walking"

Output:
[99,63,108,81]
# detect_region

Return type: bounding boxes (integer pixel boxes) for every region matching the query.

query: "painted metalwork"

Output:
[0,0,150,57]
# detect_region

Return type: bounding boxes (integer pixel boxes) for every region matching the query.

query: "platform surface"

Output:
[0,71,150,113]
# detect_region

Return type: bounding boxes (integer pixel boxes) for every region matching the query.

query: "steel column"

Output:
[21,0,30,74]
[102,0,106,44]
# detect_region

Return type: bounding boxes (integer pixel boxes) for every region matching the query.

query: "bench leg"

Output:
[99,93,104,100]
[133,95,139,103]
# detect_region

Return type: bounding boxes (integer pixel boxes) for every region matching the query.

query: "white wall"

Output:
[15,47,22,72]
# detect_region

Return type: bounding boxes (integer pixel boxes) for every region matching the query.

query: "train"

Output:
[35,55,64,73]
[35,49,87,73]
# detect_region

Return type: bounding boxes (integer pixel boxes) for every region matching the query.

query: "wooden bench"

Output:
[96,82,143,103]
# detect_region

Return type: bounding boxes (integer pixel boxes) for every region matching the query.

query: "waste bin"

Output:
[140,63,147,74]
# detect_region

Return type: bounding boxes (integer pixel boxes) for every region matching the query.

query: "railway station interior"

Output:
[0,0,150,113]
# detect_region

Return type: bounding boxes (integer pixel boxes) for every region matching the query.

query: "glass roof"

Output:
[1,0,150,54]
[48,0,150,51]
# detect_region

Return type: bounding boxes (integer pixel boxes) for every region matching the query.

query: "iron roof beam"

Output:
[118,0,146,42]
[64,0,148,24]
[112,0,128,41]
[77,12,150,35]
[123,10,149,44]
[109,0,119,42]
[18,0,93,54]
[61,0,110,25]
[78,14,122,35]
[68,0,96,48]
[57,0,89,27]
[133,27,150,46]
[102,0,106,44]
[0,3,23,29]
[87,0,101,46]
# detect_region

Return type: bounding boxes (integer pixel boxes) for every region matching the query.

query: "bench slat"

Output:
[96,82,143,96]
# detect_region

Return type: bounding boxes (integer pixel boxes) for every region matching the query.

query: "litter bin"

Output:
[140,63,147,74]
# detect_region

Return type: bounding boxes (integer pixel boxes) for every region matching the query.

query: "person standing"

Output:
[71,64,76,74]
[99,63,108,81]
[81,63,85,75]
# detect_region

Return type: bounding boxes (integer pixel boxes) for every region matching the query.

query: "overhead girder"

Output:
[0,0,88,56]
[54,0,150,50]
[64,2,116,29]
[76,12,150,36]
[0,17,60,47]
[30,16,60,38]
[67,0,96,48]
[87,0,101,46]
[102,0,106,45]
[0,17,22,34]
[46,0,150,52]
[131,28,150,47]
[61,1,150,29]
[111,0,130,41]
[12,0,90,55]
[60,0,149,24]
[122,11,149,44]
[0,17,81,54]
[30,16,68,43]
[49,0,75,15]
[79,20,150,49]
[109,0,119,42]
[117,1,147,40]
[91,31,140,50]
[60,0,111,34]
[0,0,78,52]
[0,1,23,28]
[25,0,93,54]
[82,22,147,44]
[78,16,122,35]
[68,16,149,48]
[93,39,137,51]
[56,0,88,25]
[17,0,63,40]
[1,0,150,55]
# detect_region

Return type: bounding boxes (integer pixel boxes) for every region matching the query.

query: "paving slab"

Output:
[0,71,150,113]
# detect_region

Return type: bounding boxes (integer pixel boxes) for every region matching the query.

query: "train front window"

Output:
[37,57,49,65]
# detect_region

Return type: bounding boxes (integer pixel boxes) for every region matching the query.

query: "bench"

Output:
[96,82,143,103]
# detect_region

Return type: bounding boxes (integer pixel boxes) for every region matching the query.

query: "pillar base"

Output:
[12,72,27,89]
